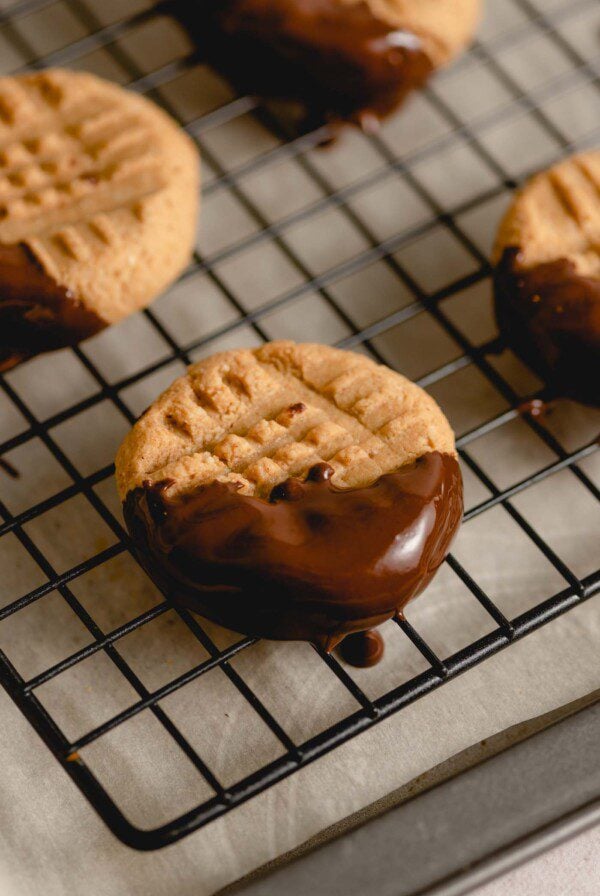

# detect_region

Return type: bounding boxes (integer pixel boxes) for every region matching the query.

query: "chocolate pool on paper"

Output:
[172,0,433,127]
[123,452,464,652]
[494,248,600,407]
[339,629,385,667]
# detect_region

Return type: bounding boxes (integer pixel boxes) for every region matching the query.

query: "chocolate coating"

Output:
[123,452,463,651]
[0,243,105,372]
[339,629,384,667]
[494,248,600,407]
[173,0,433,126]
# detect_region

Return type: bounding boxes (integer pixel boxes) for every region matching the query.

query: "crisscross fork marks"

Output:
[0,71,165,251]
[117,344,456,500]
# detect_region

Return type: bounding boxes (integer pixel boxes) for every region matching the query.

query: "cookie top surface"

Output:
[0,68,199,324]
[116,341,456,502]
[493,150,600,278]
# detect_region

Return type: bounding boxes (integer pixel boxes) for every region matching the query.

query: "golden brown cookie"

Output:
[493,151,600,407]
[116,341,463,650]
[0,68,200,371]
[174,0,482,127]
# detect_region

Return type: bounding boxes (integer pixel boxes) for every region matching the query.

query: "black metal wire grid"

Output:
[0,0,598,852]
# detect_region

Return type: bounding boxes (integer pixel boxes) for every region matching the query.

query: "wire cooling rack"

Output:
[0,0,599,852]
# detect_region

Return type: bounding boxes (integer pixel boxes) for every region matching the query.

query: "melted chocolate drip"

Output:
[123,452,463,651]
[171,0,433,126]
[517,398,555,421]
[0,243,105,372]
[339,629,384,667]
[494,248,600,407]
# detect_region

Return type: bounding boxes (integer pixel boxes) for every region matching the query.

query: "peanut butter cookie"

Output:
[0,68,200,371]
[174,0,482,127]
[116,341,463,650]
[493,150,600,407]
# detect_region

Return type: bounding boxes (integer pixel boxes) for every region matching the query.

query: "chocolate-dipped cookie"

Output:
[116,341,463,651]
[0,69,199,371]
[493,151,600,407]
[174,0,481,127]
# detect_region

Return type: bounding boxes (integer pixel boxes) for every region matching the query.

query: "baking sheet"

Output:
[0,0,599,892]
